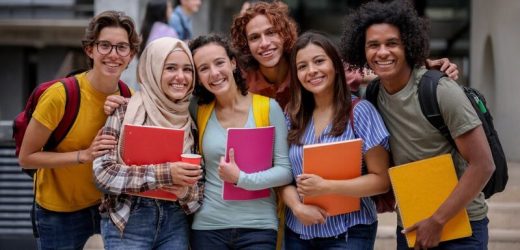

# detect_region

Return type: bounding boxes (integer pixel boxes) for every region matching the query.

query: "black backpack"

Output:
[365,70,508,199]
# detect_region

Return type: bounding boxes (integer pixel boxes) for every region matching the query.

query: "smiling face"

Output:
[86,26,134,79]
[245,14,284,69]
[161,50,194,101]
[365,23,411,86]
[295,43,335,98]
[192,43,237,97]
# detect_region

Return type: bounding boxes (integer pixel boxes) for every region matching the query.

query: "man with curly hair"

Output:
[341,1,494,249]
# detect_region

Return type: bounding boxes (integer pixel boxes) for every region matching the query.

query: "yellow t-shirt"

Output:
[32,72,129,212]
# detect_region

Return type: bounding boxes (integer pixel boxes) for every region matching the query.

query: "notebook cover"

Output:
[389,154,472,247]
[303,138,363,216]
[122,124,184,201]
[222,126,275,200]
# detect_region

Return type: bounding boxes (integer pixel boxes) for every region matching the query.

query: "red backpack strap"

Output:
[349,97,362,137]
[118,80,132,98]
[44,76,81,150]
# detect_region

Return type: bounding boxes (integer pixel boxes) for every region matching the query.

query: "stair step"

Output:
[377,226,520,242]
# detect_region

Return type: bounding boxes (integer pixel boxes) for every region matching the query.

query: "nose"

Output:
[376,45,390,57]
[308,63,318,76]
[259,34,270,48]
[173,68,186,82]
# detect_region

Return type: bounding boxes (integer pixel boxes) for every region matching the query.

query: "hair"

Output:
[287,31,352,145]
[189,34,248,104]
[139,0,171,57]
[230,0,298,70]
[340,0,429,70]
[82,10,141,68]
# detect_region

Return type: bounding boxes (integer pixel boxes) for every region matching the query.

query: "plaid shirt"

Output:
[93,103,204,233]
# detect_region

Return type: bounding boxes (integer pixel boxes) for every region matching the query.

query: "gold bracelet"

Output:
[77,150,84,164]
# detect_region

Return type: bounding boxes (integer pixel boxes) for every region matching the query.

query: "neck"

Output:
[86,71,119,94]
[313,91,334,112]
[380,65,413,94]
[259,57,289,85]
[215,84,242,110]
[181,6,193,16]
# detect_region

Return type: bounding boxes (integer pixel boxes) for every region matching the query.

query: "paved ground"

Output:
[85,162,520,250]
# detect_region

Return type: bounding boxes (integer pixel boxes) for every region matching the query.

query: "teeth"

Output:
[105,62,119,67]
[260,49,274,57]
[211,79,224,85]
[171,84,185,89]
[377,61,393,65]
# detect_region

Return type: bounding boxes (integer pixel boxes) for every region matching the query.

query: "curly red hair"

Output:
[230,1,298,70]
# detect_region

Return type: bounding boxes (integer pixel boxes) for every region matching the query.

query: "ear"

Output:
[231,58,237,71]
[84,46,94,59]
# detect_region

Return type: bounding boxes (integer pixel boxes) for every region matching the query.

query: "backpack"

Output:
[365,69,508,199]
[13,74,132,177]
[349,97,396,213]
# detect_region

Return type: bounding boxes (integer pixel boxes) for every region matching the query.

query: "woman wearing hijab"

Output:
[93,37,203,249]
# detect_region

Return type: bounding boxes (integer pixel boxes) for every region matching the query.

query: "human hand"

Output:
[402,216,444,249]
[218,148,241,184]
[296,174,330,197]
[104,95,128,115]
[83,129,117,162]
[425,58,459,80]
[293,203,328,226]
[161,184,189,198]
[169,161,202,186]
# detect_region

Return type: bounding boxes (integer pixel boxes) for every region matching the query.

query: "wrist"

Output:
[77,150,85,164]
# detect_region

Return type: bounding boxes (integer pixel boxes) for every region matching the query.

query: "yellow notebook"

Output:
[389,154,472,247]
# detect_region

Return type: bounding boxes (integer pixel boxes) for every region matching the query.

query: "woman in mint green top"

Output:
[188,34,292,250]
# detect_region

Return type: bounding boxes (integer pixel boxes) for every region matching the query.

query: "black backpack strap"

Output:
[418,70,455,146]
[118,80,132,98]
[364,78,380,109]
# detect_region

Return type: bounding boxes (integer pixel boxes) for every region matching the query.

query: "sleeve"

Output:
[168,9,184,39]
[352,100,390,154]
[92,104,175,195]
[32,83,66,131]
[177,177,204,214]
[235,99,293,190]
[437,78,481,138]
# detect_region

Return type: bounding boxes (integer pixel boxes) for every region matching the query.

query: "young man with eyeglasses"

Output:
[18,11,139,249]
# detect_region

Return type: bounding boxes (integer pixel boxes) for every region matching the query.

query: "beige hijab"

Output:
[119,37,195,161]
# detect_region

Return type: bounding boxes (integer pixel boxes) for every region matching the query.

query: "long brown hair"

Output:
[287,31,352,145]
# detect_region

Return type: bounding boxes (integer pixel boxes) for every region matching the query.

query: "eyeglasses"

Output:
[95,40,131,57]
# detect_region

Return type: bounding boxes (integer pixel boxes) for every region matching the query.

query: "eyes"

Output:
[196,59,226,73]
[296,57,327,71]
[164,64,193,74]
[95,40,131,56]
[247,29,278,42]
[365,39,401,50]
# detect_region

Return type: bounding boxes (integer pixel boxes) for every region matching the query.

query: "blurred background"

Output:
[0,0,518,249]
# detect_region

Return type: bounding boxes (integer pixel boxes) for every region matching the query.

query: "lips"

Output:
[308,76,325,85]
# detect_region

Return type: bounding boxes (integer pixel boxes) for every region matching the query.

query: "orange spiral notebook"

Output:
[389,154,472,247]
[302,138,363,216]
[121,124,184,201]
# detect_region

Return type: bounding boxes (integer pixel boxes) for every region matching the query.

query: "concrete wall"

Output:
[471,0,520,161]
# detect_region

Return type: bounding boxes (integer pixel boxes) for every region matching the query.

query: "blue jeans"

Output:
[285,221,378,250]
[35,203,100,250]
[101,197,189,250]
[396,217,489,250]
[190,228,277,250]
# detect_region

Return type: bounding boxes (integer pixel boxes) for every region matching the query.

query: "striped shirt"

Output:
[93,103,203,233]
[286,98,390,239]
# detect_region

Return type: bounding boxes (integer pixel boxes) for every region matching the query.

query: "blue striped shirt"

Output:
[286,98,390,239]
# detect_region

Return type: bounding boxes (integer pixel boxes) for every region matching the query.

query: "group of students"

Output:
[18,1,494,250]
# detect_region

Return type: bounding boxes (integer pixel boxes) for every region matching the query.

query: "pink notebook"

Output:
[122,124,184,201]
[222,126,275,200]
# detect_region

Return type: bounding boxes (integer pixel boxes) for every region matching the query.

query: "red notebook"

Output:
[222,126,275,200]
[303,138,363,216]
[122,124,184,201]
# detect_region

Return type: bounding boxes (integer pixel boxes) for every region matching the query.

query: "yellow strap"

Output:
[252,94,270,127]
[196,101,215,155]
